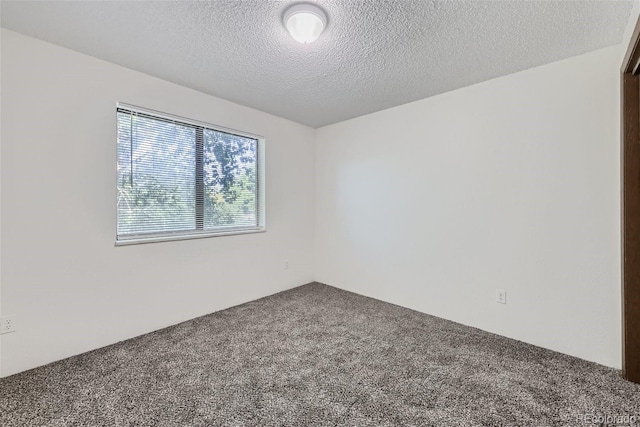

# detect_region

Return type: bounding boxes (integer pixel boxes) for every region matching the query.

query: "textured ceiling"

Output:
[0,1,633,128]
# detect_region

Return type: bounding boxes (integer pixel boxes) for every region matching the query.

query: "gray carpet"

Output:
[1,282,639,426]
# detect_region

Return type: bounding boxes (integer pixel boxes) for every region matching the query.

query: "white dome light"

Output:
[283,3,327,44]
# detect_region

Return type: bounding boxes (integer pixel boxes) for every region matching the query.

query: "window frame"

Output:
[115,102,266,246]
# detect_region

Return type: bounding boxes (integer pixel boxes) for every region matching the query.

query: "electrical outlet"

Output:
[284,259,290,269]
[0,316,17,334]
[496,290,507,304]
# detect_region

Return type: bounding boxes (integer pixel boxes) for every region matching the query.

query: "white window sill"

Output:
[115,228,266,246]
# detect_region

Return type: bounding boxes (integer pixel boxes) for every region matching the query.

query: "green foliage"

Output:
[203,130,257,227]
[117,116,258,235]
[205,164,256,226]
[117,173,194,233]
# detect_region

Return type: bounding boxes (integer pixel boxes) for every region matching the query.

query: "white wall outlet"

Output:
[496,290,507,304]
[284,259,289,269]
[0,316,17,334]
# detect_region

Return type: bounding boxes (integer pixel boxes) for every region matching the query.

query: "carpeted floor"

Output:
[1,282,639,426]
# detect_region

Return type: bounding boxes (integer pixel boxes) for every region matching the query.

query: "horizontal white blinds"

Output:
[116,104,263,243]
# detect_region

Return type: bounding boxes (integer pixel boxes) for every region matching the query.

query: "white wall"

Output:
[621,1,640,61]
[0,29,315,377]
[315,45,623,368]
[0,30,3,376]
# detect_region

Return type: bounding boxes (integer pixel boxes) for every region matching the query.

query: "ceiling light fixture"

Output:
[283,3,327,44]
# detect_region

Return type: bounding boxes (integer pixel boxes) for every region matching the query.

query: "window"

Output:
[116,103,265,245]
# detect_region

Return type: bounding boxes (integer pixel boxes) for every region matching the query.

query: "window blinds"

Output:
[116,104,264,244]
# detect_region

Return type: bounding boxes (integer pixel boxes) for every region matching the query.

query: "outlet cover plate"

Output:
[0,316,17,334]
[496,290,507,304]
